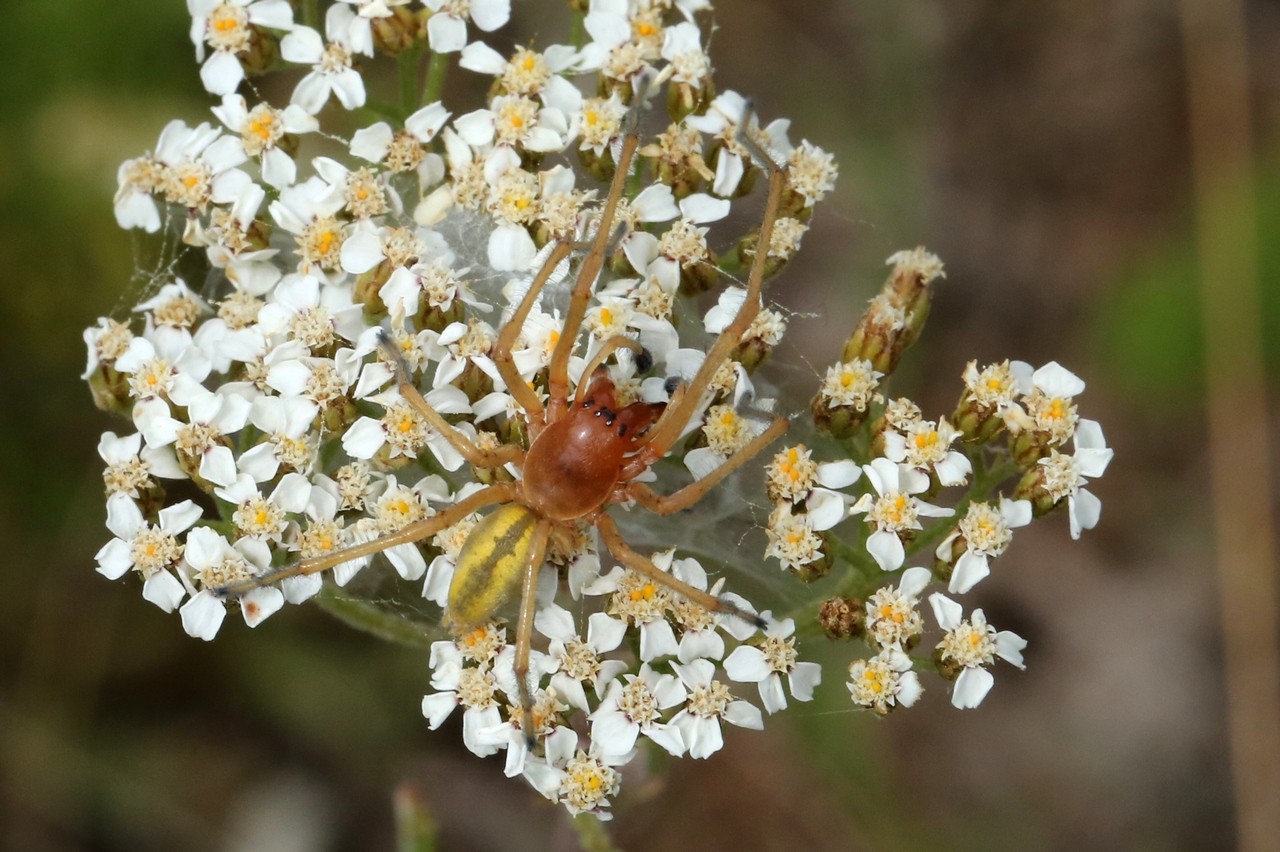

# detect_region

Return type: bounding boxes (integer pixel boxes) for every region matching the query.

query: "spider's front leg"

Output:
[595,513,766,631]
[491,240,573,433]
[571,334,645,409]
[215,482,518,597]
[632,158,790,468]
[378,332,523,470]
[619,415,789,514]
[545,132,641,425]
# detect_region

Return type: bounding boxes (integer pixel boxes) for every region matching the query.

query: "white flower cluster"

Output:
[88,0,837,819]
[767,350,1112,712]
[422,553,819,817]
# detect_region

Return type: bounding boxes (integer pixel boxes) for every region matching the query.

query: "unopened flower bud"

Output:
[641,124,713,200]
[818,596,864,640]
[932,646,966,681]
[842,248,944,375]
[1010,428,1052,469]
[321,398,359,435]
[811,399,860,438]
[239,26,280,78]
[355,264,394,320]
[578,144,616,184]
[1013,465,1058,517]
[678,252,720,295]
[88,365,133,416]
[811,359,882,438]
[372,7,426,56]
[666,79,711,123]
[793,536,834,582]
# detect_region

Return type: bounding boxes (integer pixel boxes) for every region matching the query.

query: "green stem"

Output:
[363,98,408,123]
[571,814,618,852]
[423,51,450,106]
[312,585,440,650]
[301,0,319,30]
[394,784,439,852]
[399,46,423,117]
[569,10,587,50]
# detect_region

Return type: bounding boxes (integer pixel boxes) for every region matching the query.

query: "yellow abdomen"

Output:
[447,504,538,629]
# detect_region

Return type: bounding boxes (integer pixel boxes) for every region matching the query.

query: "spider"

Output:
[219,126,791,737]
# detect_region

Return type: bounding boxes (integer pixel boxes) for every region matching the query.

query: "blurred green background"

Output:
[2,1,1273,849]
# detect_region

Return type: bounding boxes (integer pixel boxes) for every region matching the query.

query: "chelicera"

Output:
[220,128,791,735]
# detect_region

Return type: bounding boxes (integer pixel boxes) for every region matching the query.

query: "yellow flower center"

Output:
[630,582,657,602]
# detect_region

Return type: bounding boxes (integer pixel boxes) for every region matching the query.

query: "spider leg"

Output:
[620,415,788,513]
[571,335,644,408]
[512,517,553,748]
[630,158,789,470]
[377,332,524,469]
[215,482,518,597]
[490,241,573,432]
[595,513,766,631]
[545,132,641,424]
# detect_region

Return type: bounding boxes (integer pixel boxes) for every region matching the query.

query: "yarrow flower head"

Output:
[86,0,1110,826]
[850,458,954,572]
[847,647,922,715]
[929,594,1027,709]
[936,498,1033,594]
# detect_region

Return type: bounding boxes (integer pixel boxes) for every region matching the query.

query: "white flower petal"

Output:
[679,193,730,223]
[487,224,536,271]
[421,692,458,729]
[929,592,963,631]
[94,538,134,580]
[898,565,933,598]
[866,529,905,571]
[1069,488,1102,539]
[951,666,994,709]
[789,662,822,703]
[282,573,323,604]
[180,591,227,640]
[142,570,187,612]
[341,416,386,459]
[200,50,245,96]
[948,549,990,595]
[242,586,285,627]
[722,645,769,681]
[816,459,860,489]
[470,0,510,31]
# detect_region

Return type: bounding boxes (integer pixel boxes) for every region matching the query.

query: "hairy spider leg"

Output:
[620,415,790,515]
[491,240,574,431]
[512,517,553,746]
[377,332,524,469]
[215,482,518,597]
[631,158,789,470]
[594,513,767,631]
[545,131,642,425]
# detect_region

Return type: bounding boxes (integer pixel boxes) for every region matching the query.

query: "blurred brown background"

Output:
[2,1,1276,849]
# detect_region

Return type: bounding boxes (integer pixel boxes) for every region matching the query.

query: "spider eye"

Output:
[663,376,682,397]
[635,347,654,374]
